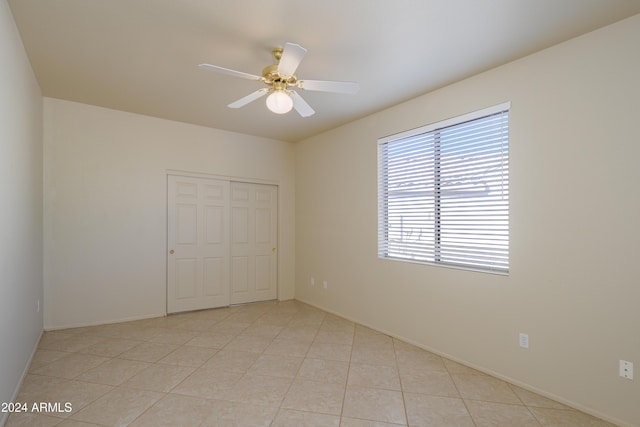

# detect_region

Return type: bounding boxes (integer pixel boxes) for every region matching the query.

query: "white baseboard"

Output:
[44,312,167,331]
[0,329,43,427]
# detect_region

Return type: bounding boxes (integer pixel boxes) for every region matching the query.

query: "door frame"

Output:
[166,170,281,314]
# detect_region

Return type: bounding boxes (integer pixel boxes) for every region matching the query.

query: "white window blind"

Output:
[378,103,509,274]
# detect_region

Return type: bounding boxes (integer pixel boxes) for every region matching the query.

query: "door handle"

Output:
[169,249,174,255]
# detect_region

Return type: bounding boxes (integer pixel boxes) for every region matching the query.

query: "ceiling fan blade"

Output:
[290,91,315,117]
[198,63,262,81]
[277,42,307,77]
[298,79,360,94]
[228,89,269,108]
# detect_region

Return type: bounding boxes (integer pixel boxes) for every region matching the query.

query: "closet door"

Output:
[230,182,278,304]
[167,176,230,313]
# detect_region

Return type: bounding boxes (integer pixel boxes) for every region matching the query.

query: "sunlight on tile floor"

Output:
[6,300,617,426]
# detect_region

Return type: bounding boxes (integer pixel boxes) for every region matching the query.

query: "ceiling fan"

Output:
[198,42,359,117]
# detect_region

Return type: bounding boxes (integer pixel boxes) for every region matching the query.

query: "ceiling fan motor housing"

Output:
[262,46,298,89]
[262,64,297,88]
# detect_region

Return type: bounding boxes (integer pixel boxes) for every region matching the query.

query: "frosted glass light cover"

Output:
[266,91,293,114]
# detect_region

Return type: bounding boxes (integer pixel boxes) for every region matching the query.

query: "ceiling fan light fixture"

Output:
[199,42,357,117]
[266,90,293,114]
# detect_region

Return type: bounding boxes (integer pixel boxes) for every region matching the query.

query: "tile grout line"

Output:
[338,317,356,424]
[445,360,479,427]
[393,336,411,427]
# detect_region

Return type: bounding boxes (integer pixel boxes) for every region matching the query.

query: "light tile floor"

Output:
[6,300,617,426]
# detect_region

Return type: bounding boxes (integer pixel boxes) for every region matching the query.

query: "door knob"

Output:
[272,248,276,253]
[169,249,174,254]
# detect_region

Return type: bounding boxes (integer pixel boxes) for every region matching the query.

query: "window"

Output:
[378,103,509,274]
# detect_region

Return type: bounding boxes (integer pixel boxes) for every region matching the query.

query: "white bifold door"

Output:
[167,176,230,313]
[230,182,278,305]
[167,176,277,313]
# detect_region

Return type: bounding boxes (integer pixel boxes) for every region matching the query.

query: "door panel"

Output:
[255,255,271,291]
[203,257,223,296]
[204,206,224,244]
[177,204,197,244]
[168,176,230,313]
[176,259,197,298]
[255,208,271,243]
[232,257,249,293]
[232,207,249,243]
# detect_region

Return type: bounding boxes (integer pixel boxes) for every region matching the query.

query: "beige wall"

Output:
[0,1,43,424]
[295,14,640,426]
[43,98,295,329]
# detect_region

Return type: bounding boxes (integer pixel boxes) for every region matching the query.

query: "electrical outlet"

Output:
[310,277,315,286]
[322,280,328,289]
[519,333,529,349]
[619,360,633,380]
[37,299,40,313]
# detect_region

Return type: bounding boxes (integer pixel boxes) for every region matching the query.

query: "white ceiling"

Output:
[8,0,640,142]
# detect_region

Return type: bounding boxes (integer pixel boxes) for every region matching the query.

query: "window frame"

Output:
[377,102,510,275]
